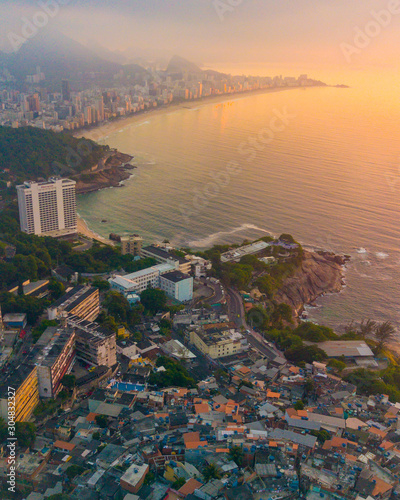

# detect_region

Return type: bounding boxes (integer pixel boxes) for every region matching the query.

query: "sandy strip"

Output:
[74,86,302,142]
[77,215,115,246]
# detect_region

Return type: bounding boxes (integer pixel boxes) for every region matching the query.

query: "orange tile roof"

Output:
[335,408,344,416]
[267,390,281,399]
[368,427,387,439]
[381,440,394,450]
[194,403,210,414]
[297,410,308,418]
[216,448,230,453]
[345,454,357,462]
[54,440,75,451]
[184,432,200,444]
[372,476,392,497]
[269,441,278,447]
[178,478,203,497]
[238,366,251,374]
[86,412,98,422]
[286,408,297,417]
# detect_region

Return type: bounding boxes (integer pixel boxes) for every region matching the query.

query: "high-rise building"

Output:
[16,178,77,236]
[120,234,143,256]
[62,79,70,101]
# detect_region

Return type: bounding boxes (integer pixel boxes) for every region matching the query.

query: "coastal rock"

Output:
[274,250,345,317]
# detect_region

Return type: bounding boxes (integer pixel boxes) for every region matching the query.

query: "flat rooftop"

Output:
[161,270,191,283]
[220,241,269,262]
[317,340,374,358]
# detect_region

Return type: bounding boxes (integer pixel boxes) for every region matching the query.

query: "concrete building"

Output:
[316,340,376,367]
[16,178,77,237]
[120,234,143,256]
[189,327,246,359]
[120,463,149,494]
[34,326,76,398]
[220,241,269,263]
[68,317,117,367]
[2,313,27,329]
[0,364,39,422]
[159,270,193,302]
[47,285,99,322]
[141,245,191,274]
[109,263,175,294]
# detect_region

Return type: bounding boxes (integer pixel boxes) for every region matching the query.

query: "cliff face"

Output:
[74,166,132,194]
[274,251,346,316]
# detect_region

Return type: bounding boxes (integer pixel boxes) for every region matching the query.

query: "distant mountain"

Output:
[3,30,149,89]
[165,55,203,74]
[85,39,129,65]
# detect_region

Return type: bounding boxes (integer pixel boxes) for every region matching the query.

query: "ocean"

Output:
[77,77,400,333]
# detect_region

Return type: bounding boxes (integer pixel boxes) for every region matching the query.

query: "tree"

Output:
[203,463,221,481]
[229,446,244,466]
[172,477,186,489]
[61,374,76,389]
[65,464,85,480]
[92,432,101,440]
[374,321,396,353]
[95,415,108,428]
[92,279,110,291]
[48,279,65,300]
[285,345,327,364]
[140,288,167,314]
[15,422,36,448]
[327,359,346,373]
[294,400,304,411]
[358,319,376,338]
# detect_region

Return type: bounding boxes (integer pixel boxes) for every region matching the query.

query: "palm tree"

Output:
[358,319,376,338]
[374,321,396,353]
[203,463,221,481]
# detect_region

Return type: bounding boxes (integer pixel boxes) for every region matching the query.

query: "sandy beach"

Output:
[77,215,115,246]
[74,86,303,142]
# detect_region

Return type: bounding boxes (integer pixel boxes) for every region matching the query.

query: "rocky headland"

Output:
[275,250,349,318]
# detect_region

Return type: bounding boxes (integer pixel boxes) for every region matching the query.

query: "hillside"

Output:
[0,126,108,182]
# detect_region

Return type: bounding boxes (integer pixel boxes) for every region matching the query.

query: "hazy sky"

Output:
[2,0,400,77]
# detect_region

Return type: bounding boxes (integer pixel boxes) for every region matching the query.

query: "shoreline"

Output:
[77,215,115,246]
[75,85,319,142]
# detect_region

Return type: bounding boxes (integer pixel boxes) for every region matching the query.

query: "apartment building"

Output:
[34,326,76,398]
[141,245,191,274]
[159,270,193,302]
[0,364,39,422]
[47,285,100,322]
[69,317,117,367]
[189,327,245,359]
[120,234,143,256]
[109,263,175,294]
[16,178,77,236]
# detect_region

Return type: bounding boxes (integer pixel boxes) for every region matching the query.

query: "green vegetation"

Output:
[0,126,108,181]
[203,463,221,481]
[293,322,337,342]
[95,415,108,428]
[310,429,331,444]
[148,356,196,388]
[140,288,167,315]
[344,366,400,403]
[327,358,346,373]
[61,374,76,389]
[99,291,143,332]
[15,422,36,448]
[65,464,85,480]
[294,400,305,411]
[229,445,244,466]
[285,344,327,364]
[172,477,186,489]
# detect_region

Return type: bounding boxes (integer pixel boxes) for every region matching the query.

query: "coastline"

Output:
[74,85,312,142]
[77,215,115,246]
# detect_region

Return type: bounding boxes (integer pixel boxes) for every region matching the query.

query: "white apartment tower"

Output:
[16,178,77,236]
